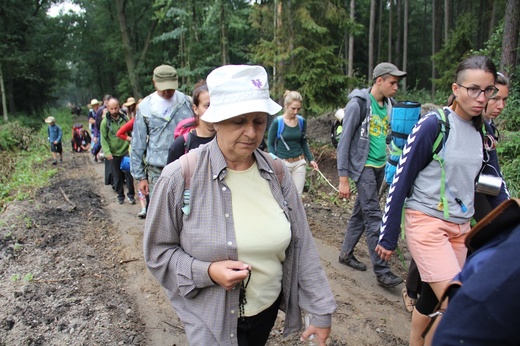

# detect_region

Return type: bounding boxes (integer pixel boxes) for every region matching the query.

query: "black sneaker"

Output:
[376,271,404,288]
[339,255,367,271]
[117,199,124,205]
[128,197,136,205]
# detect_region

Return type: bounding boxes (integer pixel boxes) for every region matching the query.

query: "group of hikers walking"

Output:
[46,56,517,345]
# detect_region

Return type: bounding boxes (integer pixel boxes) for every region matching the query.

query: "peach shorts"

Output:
[405,209,470,283]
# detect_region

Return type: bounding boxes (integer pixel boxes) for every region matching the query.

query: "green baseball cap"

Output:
[153,65,179,91]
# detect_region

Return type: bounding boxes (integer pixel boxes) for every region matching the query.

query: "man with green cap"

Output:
[130,64,193,197]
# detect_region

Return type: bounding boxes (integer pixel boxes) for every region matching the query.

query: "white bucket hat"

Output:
[201,65,282,123]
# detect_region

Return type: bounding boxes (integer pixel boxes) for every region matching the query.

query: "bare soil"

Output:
[0,114,411,345]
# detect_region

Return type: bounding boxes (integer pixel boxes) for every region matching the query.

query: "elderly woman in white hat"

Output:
[143,65,336,346]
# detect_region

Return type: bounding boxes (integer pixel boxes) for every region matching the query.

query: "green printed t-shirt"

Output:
[366,94,389,168]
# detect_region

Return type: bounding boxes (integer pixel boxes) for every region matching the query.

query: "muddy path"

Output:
[0,116,411,345]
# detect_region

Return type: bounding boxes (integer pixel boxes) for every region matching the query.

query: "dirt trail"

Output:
[91,148,412,345]
[1,115,411,345]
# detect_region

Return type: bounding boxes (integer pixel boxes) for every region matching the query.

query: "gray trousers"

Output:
[340,166,389,276]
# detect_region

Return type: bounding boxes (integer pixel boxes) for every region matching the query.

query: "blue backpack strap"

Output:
[297,115,306,140]
[297,115,304,132]
[275,115,284,140]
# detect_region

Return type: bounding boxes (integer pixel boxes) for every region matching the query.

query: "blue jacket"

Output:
[130,91,193,181]
[47,124,62,143]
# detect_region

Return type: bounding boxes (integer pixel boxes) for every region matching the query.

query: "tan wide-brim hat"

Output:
[201,65,282,123]
[45,116,56,124]
[88,99,101,108]
[123,97,136,107]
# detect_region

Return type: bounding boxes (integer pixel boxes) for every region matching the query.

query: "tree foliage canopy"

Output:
[0,0,518,117]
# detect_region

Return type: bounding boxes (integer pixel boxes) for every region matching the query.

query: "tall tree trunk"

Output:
[273,0,284,100]
[434,0,443,53]
[348,0,355,79]
[220,1,228,66]
[500,0,520,75]
[395,0,402,68]
[7,74,15,114]
[0,63,7,122]
[115,0,141,98]
[488,0,497,39]
[139,19,158,66]
[387,0,392,62]
[377,0,382,61]
[431,0,436,98]
[402,0,408,91]
[444,0,449,43]
[368,0,376,81]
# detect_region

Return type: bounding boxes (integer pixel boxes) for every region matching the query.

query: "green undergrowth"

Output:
[0,109,74,211]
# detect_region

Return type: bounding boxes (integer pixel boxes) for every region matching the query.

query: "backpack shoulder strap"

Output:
[432,108,450,156]
[183,130,194,154]
[257,151,284,185]
[431,108,451,218]
[297,115,304,132]
[276,115,285,140]
[349,96,368,128]
[179,150,198,215]
[180,150,198,190]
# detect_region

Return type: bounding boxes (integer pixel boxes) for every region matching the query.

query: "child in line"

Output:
[45,116,63,165]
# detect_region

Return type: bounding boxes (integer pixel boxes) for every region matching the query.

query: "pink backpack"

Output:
[174,117,197,139]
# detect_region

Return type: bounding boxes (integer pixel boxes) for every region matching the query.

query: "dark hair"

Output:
[192,80,208,107]
[455,55,497,84]
[191,80,208,124]
[454,55,497,131]
[447,94,456,107]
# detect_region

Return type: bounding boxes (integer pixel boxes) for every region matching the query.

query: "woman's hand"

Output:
[301,325,331,346]
[375,244,394,261]
[208,260,251,291]
[310,160,318,170]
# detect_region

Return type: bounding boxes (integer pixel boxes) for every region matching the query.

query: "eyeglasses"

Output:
[457,83,498,99]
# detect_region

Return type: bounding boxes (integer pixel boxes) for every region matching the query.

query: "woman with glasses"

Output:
[375,55,506,345]
[473,73,511,221]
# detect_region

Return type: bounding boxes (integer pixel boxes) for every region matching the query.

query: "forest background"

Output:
[1,0,519,203]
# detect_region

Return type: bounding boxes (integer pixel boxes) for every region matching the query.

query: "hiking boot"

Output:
[128,197,136,205]
[376,271,404,288]
[137,210,147,219]
[402,287,417,313]
[59,158,63,163]
[339,255,367,271]
[52,160,57,165]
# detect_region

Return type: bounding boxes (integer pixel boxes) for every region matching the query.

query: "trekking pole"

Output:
[314,168,358,195]
[315,168,339,193]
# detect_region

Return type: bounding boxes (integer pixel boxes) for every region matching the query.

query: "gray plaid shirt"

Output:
[143,139,336,345]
